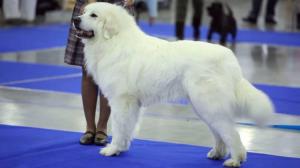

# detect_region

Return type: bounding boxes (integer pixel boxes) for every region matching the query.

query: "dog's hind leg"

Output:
[100,95,140,156]
[209,120,246,167]
[192,103,246,167]
[185,79,246,167]
[206,127,227,160]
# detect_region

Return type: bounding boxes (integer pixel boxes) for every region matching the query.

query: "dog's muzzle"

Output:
[73,16,95,39]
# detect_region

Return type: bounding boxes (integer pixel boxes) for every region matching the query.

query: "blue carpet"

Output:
[0,60,80,84]
[1,22,300,53]
[1,60,300,116]
[0,124,299,168]
[0,24,69,53]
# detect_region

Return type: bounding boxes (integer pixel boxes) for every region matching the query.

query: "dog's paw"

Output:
[100,145,121,156]
[223,159,241,167]
[207,148,226,160]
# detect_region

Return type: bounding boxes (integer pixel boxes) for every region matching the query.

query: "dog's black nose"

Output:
[73,16,81,29]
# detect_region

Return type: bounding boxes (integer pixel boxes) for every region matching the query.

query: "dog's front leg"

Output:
[207,28,213,42]
[100,96,140,156]
[220,31,228,46]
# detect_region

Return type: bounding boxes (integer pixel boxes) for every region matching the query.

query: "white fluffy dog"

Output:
[74,2,274,167]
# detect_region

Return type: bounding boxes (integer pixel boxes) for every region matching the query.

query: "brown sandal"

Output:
[79,131,95,145]
[94,131,108,146]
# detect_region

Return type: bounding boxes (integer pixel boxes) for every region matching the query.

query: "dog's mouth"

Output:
[73,23,94,39]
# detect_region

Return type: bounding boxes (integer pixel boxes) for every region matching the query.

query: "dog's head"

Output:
[207,2,224,18]
[73,2,132,40]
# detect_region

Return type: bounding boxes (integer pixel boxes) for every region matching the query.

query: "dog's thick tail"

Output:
[225,3,233,16]
[235,78,274,127]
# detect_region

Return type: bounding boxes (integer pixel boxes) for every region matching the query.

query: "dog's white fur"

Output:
[78,2,274,167]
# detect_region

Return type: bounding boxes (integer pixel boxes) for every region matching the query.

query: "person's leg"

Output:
[80,66,98,144]
[243,0,263,24]
[94,91,111,145]
[265,0,278,24]
[3,0,20,20]
[20,0,37,22]
[297,13,300,30]
[175,0,188,40]
[96,92,111,133]
[249,0,263,19]
[192,0,203,40]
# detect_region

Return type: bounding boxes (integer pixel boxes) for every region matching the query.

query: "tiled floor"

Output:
[0,0,300,161]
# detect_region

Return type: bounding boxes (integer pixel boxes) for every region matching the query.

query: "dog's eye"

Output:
[90,13,97,18]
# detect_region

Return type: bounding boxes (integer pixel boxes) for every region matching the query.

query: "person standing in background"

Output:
[145,0,158,25]
[2,0,37,25]
[243,0,278,24]
[175,0,203,41]
[134,0,158,25]
[64,0,135,146]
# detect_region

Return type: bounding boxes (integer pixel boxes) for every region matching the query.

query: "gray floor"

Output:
[0,0,300,161]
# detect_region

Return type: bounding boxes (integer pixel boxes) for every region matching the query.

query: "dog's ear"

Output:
[102,13,119,40]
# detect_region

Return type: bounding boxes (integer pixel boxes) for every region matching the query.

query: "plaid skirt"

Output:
[64,0,134,66]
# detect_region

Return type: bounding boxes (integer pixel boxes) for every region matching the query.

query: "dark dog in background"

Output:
[207,2,237,45]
